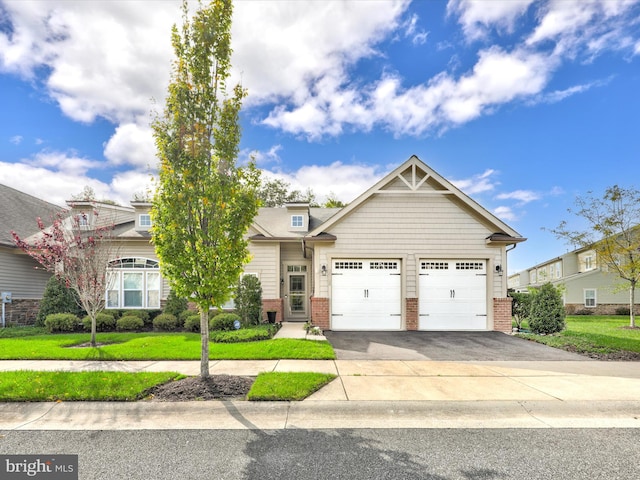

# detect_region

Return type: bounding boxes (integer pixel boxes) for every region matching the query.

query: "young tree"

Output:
[152,0,260,378]
[12,209,116,346]
[549,185,640,327]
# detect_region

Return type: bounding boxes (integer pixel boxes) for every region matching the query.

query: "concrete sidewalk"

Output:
[1,358,640,429]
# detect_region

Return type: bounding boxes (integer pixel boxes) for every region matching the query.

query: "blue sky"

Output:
[1,0,639,274]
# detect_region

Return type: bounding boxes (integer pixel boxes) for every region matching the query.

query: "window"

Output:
[530,270,537,284]
[584,255,594,271]
[291,215,303,227]
[584,289,596,308]
[106,257,161,309]
[554,261,562,279]
[139,214,152,227]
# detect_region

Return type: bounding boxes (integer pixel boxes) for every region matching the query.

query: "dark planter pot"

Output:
[266,311,277,324]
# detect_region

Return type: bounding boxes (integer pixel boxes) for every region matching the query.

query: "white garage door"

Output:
[419,260,487,330]
[331,259,402,330]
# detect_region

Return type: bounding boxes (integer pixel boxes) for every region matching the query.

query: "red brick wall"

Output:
[406,298,418,331]
[262,298,284,323]
[311,297,330,330]
[493,297,513,333]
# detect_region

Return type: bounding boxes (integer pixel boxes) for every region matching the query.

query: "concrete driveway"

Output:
[323,331,590,361]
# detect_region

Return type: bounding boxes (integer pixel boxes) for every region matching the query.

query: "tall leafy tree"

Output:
[152,0,260,378]
[549,185,640,327]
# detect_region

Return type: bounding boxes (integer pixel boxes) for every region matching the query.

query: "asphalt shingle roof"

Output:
[0,184,63,247]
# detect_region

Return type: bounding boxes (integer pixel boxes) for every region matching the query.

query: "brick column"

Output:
[311,297,330,330]
[262,298,284,323]
[405,298,418,331]
[493,297,513,333]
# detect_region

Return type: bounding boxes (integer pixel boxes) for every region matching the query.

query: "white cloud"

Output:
[493,205,518,222]
[9,135,22,145]
[104,123,157,170]
[451,169,499,195]
[447,0,535,40]
[263,161,385,204]
[495,190,541,204]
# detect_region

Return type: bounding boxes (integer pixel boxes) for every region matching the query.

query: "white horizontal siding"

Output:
[246,243,279,298]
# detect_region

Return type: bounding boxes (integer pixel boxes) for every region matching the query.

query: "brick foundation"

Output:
[2,299,40,326]
[311,297,330,330]
[262,298,284,323]
[406,298,418,331]
[565,303,632,316]
[493,297,513,333]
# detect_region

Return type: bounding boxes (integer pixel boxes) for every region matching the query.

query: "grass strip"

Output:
[0,333,335,360]
[247,372,337,401]
[0,371,181,402]
[517,315,640,354]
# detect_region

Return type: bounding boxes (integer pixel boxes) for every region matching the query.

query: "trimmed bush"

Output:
[164,290,188,317]
[210,323,281,343]
[153,313,179,332]
[121,310,151,326]
[209,313,241,331]
[82,313,116,332]
[116,315,144,332]
[36,277,82,327]
[529,283,566,335]
[44,313,80,333]
[235,275,263,326]
[509,292,531,330]
[183,313,201,332]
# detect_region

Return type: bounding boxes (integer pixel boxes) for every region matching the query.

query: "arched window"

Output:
[106,258,161,309]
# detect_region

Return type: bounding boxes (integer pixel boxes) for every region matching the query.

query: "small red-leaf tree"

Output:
[12,207,118,346]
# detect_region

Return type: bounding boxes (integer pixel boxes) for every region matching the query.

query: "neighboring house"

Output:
[8,156,526,332]
[509,245,640,315]
[0,184,62,325]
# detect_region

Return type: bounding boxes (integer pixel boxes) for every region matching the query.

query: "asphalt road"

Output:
[2,429,638,479]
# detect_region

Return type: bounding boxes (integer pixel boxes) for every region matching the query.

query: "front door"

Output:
[285,266,308,320]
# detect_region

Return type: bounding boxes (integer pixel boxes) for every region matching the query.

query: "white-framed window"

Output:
[584,255,594,271]
[530,270,537,284]
[139,214,152,227]
[291,215,303,227]
[106,257,161,309]
[584,289,597,308]
[554,261,562,279]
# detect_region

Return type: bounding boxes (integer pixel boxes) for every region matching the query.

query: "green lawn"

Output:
[247,372,337,401]
[517,315,640,355]
[0,371,182,401]
[0,332,335,360]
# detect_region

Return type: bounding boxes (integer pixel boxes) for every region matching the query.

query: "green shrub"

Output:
[82,313,116,332]
[121,310,151,326]
[44,313,80,333]
[116,315,144,332]
[529,283,566,335]
[209,313,241,331]
[235,275,263,326]
[36,277,82,327]
[615,306,631,316]
[179,309,199,322]
[509,292,531,330]
[153,313,179,332]
[210,324,281,343]
[183,313,201,332]
[164,290,188,317]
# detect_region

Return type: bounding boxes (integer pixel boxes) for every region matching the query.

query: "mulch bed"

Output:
[146,375,254,401]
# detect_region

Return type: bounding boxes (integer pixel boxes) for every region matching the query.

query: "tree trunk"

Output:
[630,283,636,329]
[200,306,210,378]
[90,313,97,347]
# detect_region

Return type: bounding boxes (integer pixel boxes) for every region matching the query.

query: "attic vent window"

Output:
[291,215,303,227]
[139,214,152,227]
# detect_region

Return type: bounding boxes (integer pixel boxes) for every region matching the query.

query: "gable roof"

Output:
[251,207,341,239]
[0,184,63,247]
[307,155,525,244]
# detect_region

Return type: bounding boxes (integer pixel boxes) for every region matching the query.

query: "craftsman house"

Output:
[7,156,525,331]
